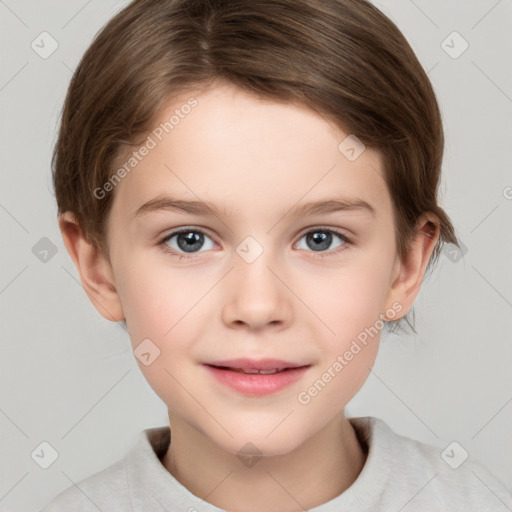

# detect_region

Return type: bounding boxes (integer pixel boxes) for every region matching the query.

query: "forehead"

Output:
[110,83,391,221]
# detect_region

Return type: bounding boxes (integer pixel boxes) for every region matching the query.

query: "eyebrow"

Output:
[132,195,376,220]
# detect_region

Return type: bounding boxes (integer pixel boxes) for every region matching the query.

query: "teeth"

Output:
[233,368,284,374]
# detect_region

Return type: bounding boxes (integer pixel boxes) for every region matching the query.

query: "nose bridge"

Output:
[221,235,291,329]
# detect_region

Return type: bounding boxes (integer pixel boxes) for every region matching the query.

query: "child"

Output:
[42,0,512,510]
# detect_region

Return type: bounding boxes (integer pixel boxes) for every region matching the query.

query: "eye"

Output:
[158,227,351,260]
[295,228,350,257]
[159,228,216,258]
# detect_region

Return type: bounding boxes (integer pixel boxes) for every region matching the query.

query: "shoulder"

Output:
[39,427,171,512]
[39,456,130,511]
[349,416,512,511]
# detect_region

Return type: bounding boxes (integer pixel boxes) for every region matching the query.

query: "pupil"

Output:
[308,231,331,251]
[178,232,204,253]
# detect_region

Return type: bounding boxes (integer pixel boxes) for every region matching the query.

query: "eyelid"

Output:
[294,225,352,241]
[159,226,219,247]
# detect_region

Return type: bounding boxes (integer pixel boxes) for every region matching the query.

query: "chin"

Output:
[213,421,310,458]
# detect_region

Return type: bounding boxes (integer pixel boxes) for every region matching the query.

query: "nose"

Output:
[221,247,293,332]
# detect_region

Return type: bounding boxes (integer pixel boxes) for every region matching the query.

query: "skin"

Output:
[59,82,439,512]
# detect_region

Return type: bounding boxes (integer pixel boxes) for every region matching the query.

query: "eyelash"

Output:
[158,227,352,261]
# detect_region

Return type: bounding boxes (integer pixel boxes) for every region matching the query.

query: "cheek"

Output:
[113,258,211,395]
[116,255,198,345]
[296,271,386,416]
[298,252,393,395]
[304,259,392,341]
[118,284,186,409]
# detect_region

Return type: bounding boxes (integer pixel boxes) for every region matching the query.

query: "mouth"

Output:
[204,358,308,372]
[208,366,296,375]
[203,359,311,396]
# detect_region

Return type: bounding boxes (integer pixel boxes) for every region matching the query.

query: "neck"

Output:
[162,412,367,512]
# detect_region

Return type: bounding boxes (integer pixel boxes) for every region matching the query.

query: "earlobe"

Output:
[58,212,125,322]
[383,213,440,318]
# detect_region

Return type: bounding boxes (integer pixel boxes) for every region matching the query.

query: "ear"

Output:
[58,211,125,322]
[382,212,439,319]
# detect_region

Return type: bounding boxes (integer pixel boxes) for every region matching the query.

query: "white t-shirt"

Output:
[40,416,512,511]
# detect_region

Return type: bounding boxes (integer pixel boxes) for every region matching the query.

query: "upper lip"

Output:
[204,358,308,371]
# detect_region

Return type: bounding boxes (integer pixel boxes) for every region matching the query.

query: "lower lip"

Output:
[204,365,310,396]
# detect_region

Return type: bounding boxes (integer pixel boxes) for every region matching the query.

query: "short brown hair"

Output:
[52,0,459,333]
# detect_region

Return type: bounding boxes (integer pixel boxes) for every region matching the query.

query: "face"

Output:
[104,82,402,456]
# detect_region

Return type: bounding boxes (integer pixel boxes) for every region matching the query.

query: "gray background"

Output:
[0,0,511,510]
